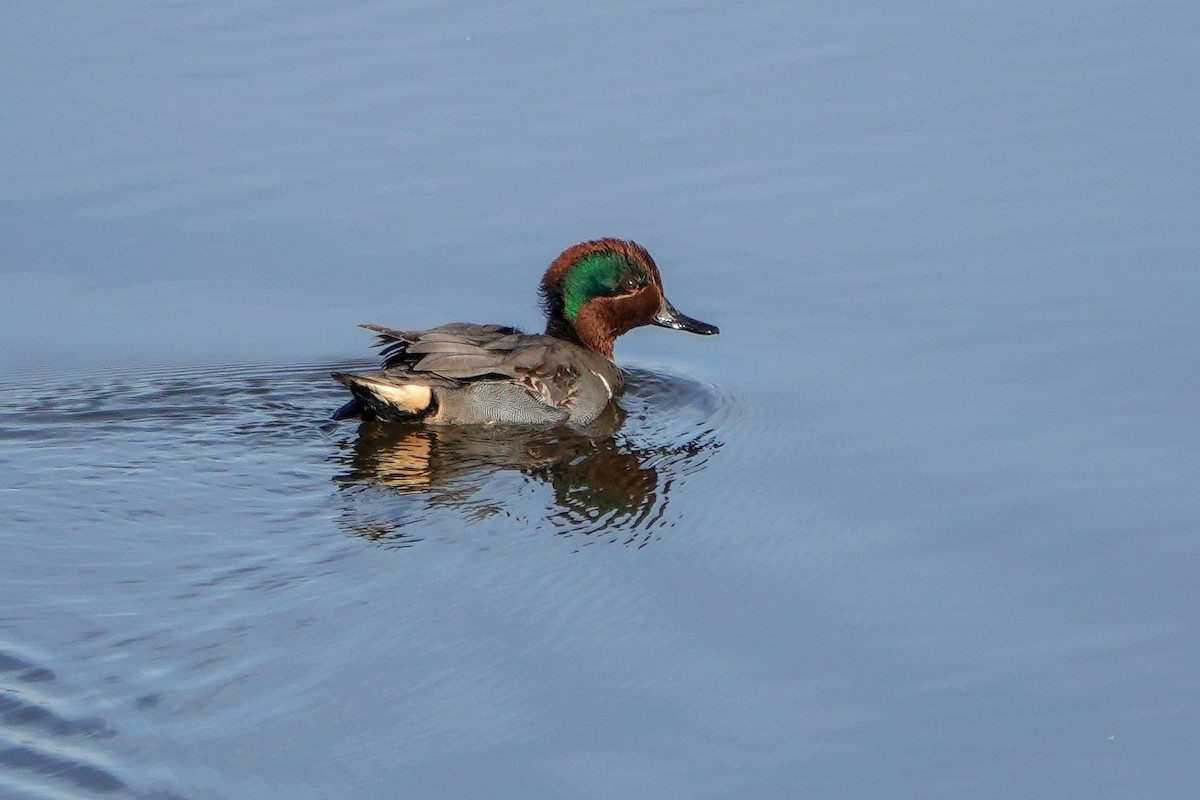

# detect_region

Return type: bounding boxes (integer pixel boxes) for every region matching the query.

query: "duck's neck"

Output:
[545,312,614,360]
[544,313,579,343]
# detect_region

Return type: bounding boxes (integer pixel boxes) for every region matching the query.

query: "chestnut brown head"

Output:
[539,238,718,358]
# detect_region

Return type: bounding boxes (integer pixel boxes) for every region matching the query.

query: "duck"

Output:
[332,238,718,426]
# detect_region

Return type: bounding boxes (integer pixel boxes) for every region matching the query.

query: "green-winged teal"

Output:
[332,238,718,426]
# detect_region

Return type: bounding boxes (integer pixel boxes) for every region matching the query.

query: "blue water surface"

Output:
[2,2,1198,798]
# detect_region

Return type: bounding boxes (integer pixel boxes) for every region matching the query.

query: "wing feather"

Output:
[338,321,619,424]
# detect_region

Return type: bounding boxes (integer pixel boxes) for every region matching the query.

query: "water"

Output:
[3,1,1199,798]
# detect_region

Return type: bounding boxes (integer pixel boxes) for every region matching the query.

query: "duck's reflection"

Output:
[333,400,721,548]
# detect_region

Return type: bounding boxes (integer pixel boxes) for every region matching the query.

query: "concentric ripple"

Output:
[331,366,731,547]
[2,360,733,549]
[1,358,735,798]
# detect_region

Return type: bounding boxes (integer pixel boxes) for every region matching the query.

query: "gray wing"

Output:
[357,322,580,424]
[362,322,527,378]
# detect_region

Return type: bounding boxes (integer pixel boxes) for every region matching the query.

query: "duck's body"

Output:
[334,322,621,425]
[333,238,717,426]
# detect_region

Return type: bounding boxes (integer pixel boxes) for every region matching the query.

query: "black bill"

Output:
[652,298,720,336]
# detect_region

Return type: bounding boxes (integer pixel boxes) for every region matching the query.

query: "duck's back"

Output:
[333,322,622,426]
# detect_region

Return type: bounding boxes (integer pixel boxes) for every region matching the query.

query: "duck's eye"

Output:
[619,276,640,293]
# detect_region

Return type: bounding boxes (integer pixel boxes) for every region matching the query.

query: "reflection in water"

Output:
[331,370,724,548]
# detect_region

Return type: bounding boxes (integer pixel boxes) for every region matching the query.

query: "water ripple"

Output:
[0,645,138,799]
[331,366,730,548]
[0,358,733,797]
[2,360,732,550]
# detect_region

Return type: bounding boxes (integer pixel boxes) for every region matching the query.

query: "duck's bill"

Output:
[653,299,720,336]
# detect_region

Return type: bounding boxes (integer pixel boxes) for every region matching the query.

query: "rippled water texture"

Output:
[4,0,1200,798]
[1,363,736,798]
[335,369,725,547]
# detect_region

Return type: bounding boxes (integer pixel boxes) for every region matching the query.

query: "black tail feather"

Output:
[331,397,362,420]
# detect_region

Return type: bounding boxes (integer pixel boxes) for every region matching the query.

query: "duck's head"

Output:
[539,238,719,358]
